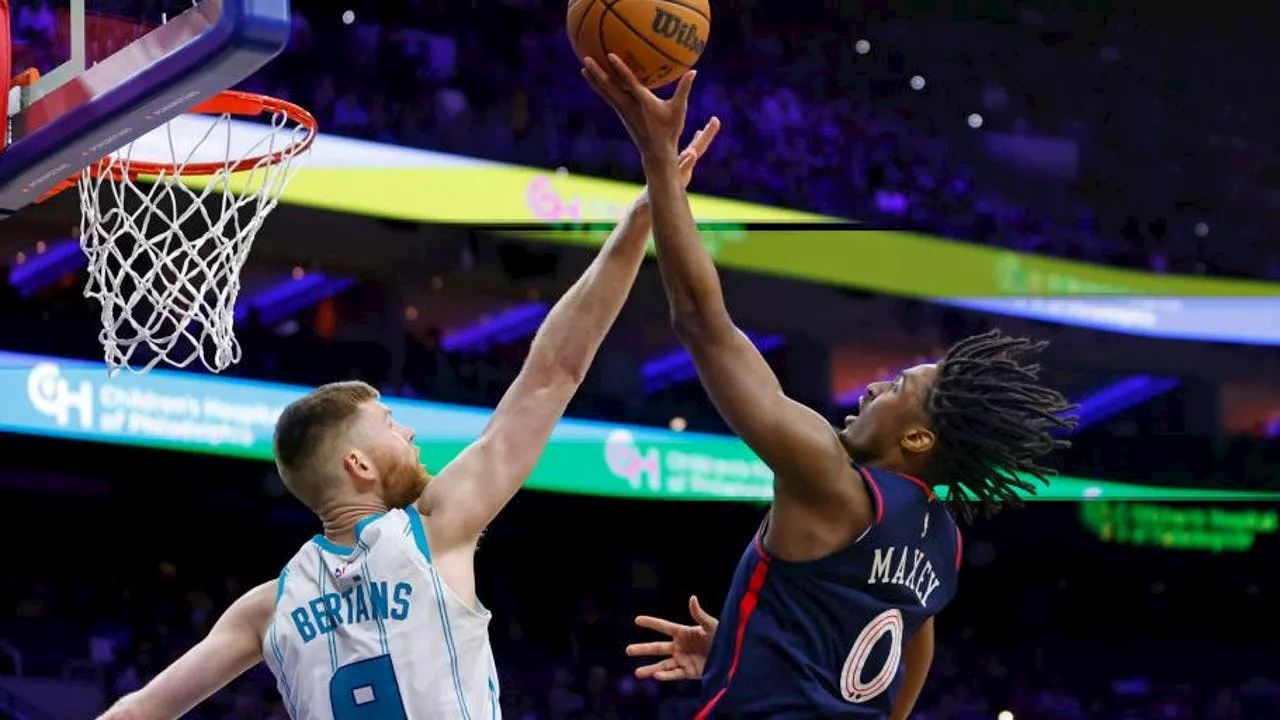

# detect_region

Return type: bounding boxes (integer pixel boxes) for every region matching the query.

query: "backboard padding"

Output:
[0,0,290,216]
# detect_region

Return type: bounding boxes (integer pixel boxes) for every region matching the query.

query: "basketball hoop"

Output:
[56,90,317,375]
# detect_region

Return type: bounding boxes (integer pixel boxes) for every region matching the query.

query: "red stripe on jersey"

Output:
[694,552,771,719]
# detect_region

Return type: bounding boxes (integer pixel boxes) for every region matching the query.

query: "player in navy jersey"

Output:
[582,56,1078,719]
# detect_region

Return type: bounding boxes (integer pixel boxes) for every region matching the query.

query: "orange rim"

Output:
[39,89,317,201]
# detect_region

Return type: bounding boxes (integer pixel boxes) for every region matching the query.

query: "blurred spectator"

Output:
[8,0,1279,278]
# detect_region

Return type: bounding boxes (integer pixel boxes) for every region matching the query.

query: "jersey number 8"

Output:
[840,608,904,704]
[330,654,408,720]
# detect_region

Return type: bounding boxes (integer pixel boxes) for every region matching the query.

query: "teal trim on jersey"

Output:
[315,546,339,672]
[275,569,289,607]
[268,619,299,717]
[309,513,383,557]
[488,677,498,720]
[429,567,473,720]
[404,505,433,564]
[354,512,383,544]
[311,534,354,556]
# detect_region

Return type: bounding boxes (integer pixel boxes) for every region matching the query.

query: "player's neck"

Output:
[317,498,389,547]
[866,456,928,481]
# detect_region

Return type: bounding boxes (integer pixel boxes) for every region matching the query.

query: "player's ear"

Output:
[900,426,935,455]
[342,448,378,483]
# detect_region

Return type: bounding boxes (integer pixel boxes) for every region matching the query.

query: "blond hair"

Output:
[273,380,380,509]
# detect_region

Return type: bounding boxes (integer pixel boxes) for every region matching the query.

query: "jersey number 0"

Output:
[840,608,904,704]
[330,654,409,719]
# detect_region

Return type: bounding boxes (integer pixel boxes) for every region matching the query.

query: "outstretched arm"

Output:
[96,581,274,720]
[420,123,720,555]
[582,56,872,556]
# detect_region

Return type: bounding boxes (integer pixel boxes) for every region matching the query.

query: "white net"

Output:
[76,102,313,374]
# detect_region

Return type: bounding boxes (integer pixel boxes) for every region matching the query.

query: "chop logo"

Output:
[28,362,94,429]
[604,430,662,492]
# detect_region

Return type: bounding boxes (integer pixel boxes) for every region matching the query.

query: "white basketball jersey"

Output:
[263,507,500,720]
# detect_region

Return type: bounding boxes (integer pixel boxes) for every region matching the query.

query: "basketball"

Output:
[567,0,711,90]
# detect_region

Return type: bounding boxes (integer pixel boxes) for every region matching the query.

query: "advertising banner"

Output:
[4,351,1277,502]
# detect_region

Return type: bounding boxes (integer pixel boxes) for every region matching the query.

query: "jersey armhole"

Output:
[275,568,288,608]
[404,505,434,564]
[854,464,886,531]
[953,524,964,571]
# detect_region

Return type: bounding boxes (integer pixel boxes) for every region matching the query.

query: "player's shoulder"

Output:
[857,464,932,491]
[282,508,426,565]
[360,506,412,536]
[364,506,435,565]
[275,507,435,593]
[280,534,322,572]
[856,464,939,515]
[348,507,434,556]
[859,465,959,544]
[239,578,280,619]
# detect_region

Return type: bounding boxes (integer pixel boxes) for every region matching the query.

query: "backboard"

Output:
[0,0,290,217]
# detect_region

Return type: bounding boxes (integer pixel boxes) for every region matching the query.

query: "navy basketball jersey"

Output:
[696,465,962,719]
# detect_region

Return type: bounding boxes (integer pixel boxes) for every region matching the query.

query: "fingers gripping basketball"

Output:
[567,0,710,89]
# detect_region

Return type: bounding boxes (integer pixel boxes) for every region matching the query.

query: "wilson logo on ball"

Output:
[651,7,707,55]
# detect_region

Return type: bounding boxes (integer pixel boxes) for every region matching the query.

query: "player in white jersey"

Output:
[97,104,718,720]
[269,502,500,719]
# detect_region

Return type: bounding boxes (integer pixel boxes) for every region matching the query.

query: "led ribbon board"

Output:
[172,118,1275,303]
[1080,501,1279,552]
[4,350,1280,502]
[163,118,1280,344]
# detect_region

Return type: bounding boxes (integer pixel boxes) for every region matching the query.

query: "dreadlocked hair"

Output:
[925,329,1079,522]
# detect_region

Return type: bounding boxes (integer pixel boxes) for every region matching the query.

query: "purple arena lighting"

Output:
[441,302,551,353]
[641,332,786,393]
[235,272,356,326]
[7,239,85,297]
[1071,374,1180,433]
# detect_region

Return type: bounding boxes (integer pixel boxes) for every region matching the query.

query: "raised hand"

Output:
[581,54,697,160]
[625,595,719,681]
[675,116,721,187]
